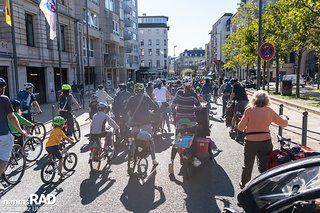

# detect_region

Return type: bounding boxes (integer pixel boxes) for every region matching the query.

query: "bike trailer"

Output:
[194,137,210,154]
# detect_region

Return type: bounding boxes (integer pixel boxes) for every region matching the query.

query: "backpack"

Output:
[89,101,98,119]
[223,83,232,94]
[17,90,30,112]
[59,95,72,112]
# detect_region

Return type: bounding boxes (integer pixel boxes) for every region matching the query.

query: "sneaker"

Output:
[153,160,159,166]
[239,182,245,189]
[193,157,202,167]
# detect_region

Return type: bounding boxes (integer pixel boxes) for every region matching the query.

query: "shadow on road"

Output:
[154,133,174,153]
[120,173,165,212]
[79,168,116,205]
[169,161,234,213]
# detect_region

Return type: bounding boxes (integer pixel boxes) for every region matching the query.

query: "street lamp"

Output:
[174,45,177,75]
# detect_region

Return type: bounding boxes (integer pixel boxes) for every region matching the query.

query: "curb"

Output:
[246,90,320,116]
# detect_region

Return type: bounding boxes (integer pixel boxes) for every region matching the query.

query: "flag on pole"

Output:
[5,0,11,26]
[39,0,57,40]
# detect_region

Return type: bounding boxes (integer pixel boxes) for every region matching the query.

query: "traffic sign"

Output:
[259,42,275,61]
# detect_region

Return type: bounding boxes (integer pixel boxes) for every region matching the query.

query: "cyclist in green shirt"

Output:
[8,99,33,147]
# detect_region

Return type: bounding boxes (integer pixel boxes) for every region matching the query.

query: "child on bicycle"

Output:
[46,116,73,177]
[8,99,34,147]
[89,93,99,120]
[90,102,119,150]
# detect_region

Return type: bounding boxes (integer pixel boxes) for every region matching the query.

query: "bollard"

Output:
[302,111,308,146]
[278,104,284,136]
[52,105,55,119]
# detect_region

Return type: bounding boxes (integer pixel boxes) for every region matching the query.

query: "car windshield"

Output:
[250,166,320,209]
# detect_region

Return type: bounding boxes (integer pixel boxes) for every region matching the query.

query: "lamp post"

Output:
[174,45,177,75]
[257,0,262,90]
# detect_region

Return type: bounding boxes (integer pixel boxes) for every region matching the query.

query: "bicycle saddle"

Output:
[277,135,291,142]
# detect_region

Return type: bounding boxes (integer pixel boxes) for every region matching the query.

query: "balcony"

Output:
[125,44,133,53]
[124,30,133,41]
[124,18,133,28]
[122,2,132,14]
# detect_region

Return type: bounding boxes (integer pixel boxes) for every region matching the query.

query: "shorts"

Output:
[0,133,14,161]
[46,145,63,159]
[235,100,248,113]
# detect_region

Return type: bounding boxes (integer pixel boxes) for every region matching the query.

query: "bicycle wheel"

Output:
[63,153,78,171]
[31,122,46,142]
[106,139,115,162]
[89,156,101,172]
[73,119,81,142]
[127,145,136,176]
[2,144,26,185]
[41,162,56,184]
[137,158,148,175]
[23,136,43,162]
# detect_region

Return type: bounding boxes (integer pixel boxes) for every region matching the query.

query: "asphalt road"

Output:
[0,103,257,213]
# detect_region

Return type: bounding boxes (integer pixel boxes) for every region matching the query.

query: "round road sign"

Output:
[259,42,275,61]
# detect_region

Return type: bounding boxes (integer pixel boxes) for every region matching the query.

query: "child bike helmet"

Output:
[0,78,7,87]
[52,116,66,126]
[61,84,71,91]
[134,83,145,93]
[11,99,21,108]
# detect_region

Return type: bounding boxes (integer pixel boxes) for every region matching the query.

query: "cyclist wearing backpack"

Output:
[58,84,81,137]
[219,79,232,118]
[17,83,42,122]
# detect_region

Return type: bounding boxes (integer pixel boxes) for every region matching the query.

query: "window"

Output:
[139,29,144,34]
[156,49,160,56]
[148,59,152,67]
[119,2,124,20]
[132,10,137,18]
[148,39,152,46]
[90,0,99,5]
[89,38,94,57]
[60,25,66,52]
[140,49,144,56]
[113,20,119,34]
[132,33,137,40]
[164,49,167,58]
[83,9,98,28]
[132,0,136,6]
[25,14,34,46]
[104,43,109,53]
[141,60,145,66]
[148,49,152,56]
[140,39,144,46]
[133,22,137,29]
[164,60,167,69]
[164,39,167,46]
[156,60,160,67]
[83,37,94,57]
[156,39,160,46]
[105,0,114,11]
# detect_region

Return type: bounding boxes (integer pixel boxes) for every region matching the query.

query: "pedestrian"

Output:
[238,90,289,189]
[0,78,26,191]
[201,78,213,111]
[96,84,113,105]
[78,82,84,105]
[17,82,42,122]
[146,81,153,98]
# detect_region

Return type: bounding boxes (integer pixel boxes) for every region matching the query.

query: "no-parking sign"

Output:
[259,42,275,61]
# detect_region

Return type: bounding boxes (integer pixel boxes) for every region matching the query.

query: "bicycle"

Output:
[127,129,150,177]
[85,131,115,172]
[64,109,81,142]
[13,134,43,162]
[30,112,46,142]
[2,144,26,185]
[40,141,77,184]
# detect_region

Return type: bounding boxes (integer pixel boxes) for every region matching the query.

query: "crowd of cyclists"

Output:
[0,74,291,191]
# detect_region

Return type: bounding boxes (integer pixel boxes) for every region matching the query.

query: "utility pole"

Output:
[86,0,90,95]
[174,45,177,75]
[56,1,63,86]
[257,0,262,90]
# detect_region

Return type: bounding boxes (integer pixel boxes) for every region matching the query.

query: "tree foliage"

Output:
[181,68,193,76]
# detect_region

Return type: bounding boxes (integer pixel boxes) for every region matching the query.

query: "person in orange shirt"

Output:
[238,90,289,189]
[46,116,73,177]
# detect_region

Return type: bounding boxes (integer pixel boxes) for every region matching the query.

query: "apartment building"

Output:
[0,0,78,103]
[176,48,205,76]
[138,15,169,81]
[208,13,233,74]
[122,0,139,82]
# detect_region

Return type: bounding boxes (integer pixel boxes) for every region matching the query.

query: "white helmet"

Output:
[97,102,109,110]
[24,83,34,89]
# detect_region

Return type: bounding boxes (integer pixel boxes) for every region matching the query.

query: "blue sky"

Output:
[138,0,239,57]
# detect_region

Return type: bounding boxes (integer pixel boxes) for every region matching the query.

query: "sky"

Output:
[138,0,239,57]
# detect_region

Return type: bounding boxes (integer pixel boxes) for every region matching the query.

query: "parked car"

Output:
[282,74,305,88]
[241,80,256,89]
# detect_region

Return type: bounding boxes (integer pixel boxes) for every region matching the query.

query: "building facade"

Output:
[0,0,132,103]
[138,15,169,81]
[208,13,233,74]
[176,48,205,76]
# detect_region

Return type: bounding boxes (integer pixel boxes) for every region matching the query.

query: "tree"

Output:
[181,68,193,76]
[168,69,175,76]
